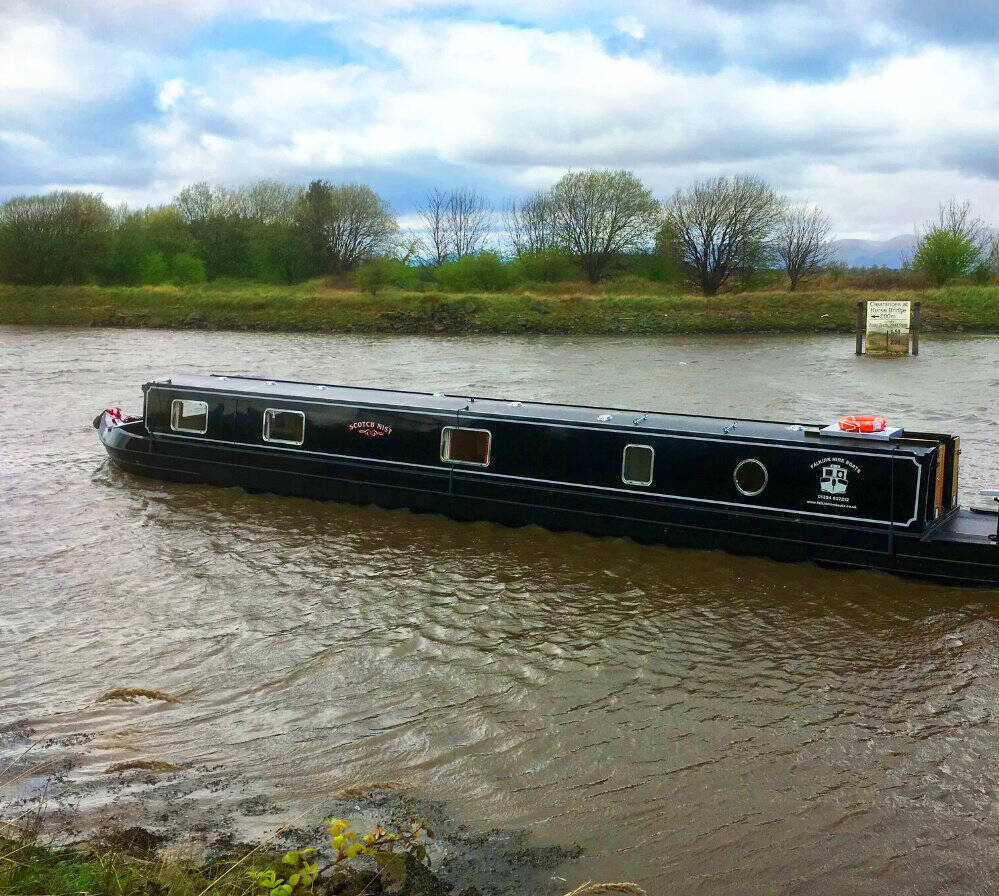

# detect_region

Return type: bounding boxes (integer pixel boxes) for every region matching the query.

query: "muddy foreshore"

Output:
[1,721,584,896]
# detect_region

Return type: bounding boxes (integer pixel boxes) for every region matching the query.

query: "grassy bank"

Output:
[0,836,273,896]
[2,281,998,335]
[0,834,622,896]
[0,834,454,896]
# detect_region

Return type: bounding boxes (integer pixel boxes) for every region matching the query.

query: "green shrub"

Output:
[510,249,576,283]
[357,257,392,295]
[170,253,206,285]
[143,251,169,284]
[356,258,417,294]
[247,222,313,284]
[435,252,512,291]
[0,191,112,284]
[913,229,981,286]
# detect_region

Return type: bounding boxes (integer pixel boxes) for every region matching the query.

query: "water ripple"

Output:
[3,328,999,893]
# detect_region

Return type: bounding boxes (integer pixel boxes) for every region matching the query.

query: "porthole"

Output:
[734,458,768,496]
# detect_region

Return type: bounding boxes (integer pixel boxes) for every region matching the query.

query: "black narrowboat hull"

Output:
[98,412,999,588]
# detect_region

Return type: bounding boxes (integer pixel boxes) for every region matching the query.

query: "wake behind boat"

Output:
[95,374,999,587]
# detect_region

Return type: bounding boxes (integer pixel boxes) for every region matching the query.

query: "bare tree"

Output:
[987,232,999,275]
[930,198,988,250]
[174,182,249,224]
[776,204,834,290]
[546,169,659,283]
[504,190,559,256]
[445,188,491,258]
[417,187,492,262]
[660,176,783,296]
[244,180,298,223]
[294,181,398,273]
[418,188,450,265]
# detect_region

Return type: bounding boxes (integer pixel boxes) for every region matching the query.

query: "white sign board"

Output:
[866,300,911,335]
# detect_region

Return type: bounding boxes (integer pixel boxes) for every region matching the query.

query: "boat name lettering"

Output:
[349,421,392,437]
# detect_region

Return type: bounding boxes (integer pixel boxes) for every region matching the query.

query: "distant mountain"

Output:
[828,235,915,269]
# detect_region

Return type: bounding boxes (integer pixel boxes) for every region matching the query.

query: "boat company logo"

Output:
[820,463,849,495]
[348,421,392,437]
[808,456,861,510]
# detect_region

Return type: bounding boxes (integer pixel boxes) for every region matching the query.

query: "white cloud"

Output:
[156,78,187,111]
[4,2,999,236]
[614,15,645,40]
[0,15,139,115]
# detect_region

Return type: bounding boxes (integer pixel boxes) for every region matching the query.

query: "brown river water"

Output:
[3,325,999,893]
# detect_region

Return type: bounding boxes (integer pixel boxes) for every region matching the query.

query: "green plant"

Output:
[435,252,512,291]
[247,848,318,896]
[170,253,207,286]
[510,249,576,283]
[143,251,170,285]
[246,817,433,896]
[356,258,417,294]
[912,229,981,286]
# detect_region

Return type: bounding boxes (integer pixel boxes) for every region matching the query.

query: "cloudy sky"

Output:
[3,0,998,238]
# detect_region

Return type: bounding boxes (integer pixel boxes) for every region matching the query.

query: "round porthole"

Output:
[734,458,768,496]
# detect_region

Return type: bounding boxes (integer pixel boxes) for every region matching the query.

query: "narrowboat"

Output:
[95,374,999,587]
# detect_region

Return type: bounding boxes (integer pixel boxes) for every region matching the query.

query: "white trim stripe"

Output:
[151,429,923,527]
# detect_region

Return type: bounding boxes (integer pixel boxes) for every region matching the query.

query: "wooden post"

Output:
[912,301,921,356]
[855,301,864,355]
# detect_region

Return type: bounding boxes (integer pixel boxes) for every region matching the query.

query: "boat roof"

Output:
[148,373,939,454]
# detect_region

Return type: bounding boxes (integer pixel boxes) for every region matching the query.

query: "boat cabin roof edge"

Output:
[143,373,949,456]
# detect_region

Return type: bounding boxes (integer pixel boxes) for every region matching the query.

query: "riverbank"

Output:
[0,825,466,896]
[1,723,587,896]
[0,831,469,896]
[2,282,998,335]
[1,771,585,896]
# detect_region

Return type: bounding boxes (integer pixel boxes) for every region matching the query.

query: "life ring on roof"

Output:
[838,414,887,433]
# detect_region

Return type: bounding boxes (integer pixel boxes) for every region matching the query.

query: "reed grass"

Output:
[562,883,648,896]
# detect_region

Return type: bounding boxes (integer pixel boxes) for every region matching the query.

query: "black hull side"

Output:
[98,421,999,588]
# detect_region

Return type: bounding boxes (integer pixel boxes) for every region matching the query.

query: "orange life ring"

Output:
[838,414,887,433]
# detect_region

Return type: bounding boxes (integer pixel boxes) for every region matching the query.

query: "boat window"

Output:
[734,458,768,496]
[263,408,305,446]
[622,444,654,486]
[441,427,491,466]
[170,399,208,434]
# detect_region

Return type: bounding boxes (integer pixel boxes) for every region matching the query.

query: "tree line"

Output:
[0,171,995,295]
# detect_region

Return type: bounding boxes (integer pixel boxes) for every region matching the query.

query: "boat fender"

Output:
[93,407,137,429]
[837,414,887,434]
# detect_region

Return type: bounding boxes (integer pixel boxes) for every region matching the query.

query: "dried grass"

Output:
[106,760,182,774]
[562,883,648,896]
[97,688,181,705]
